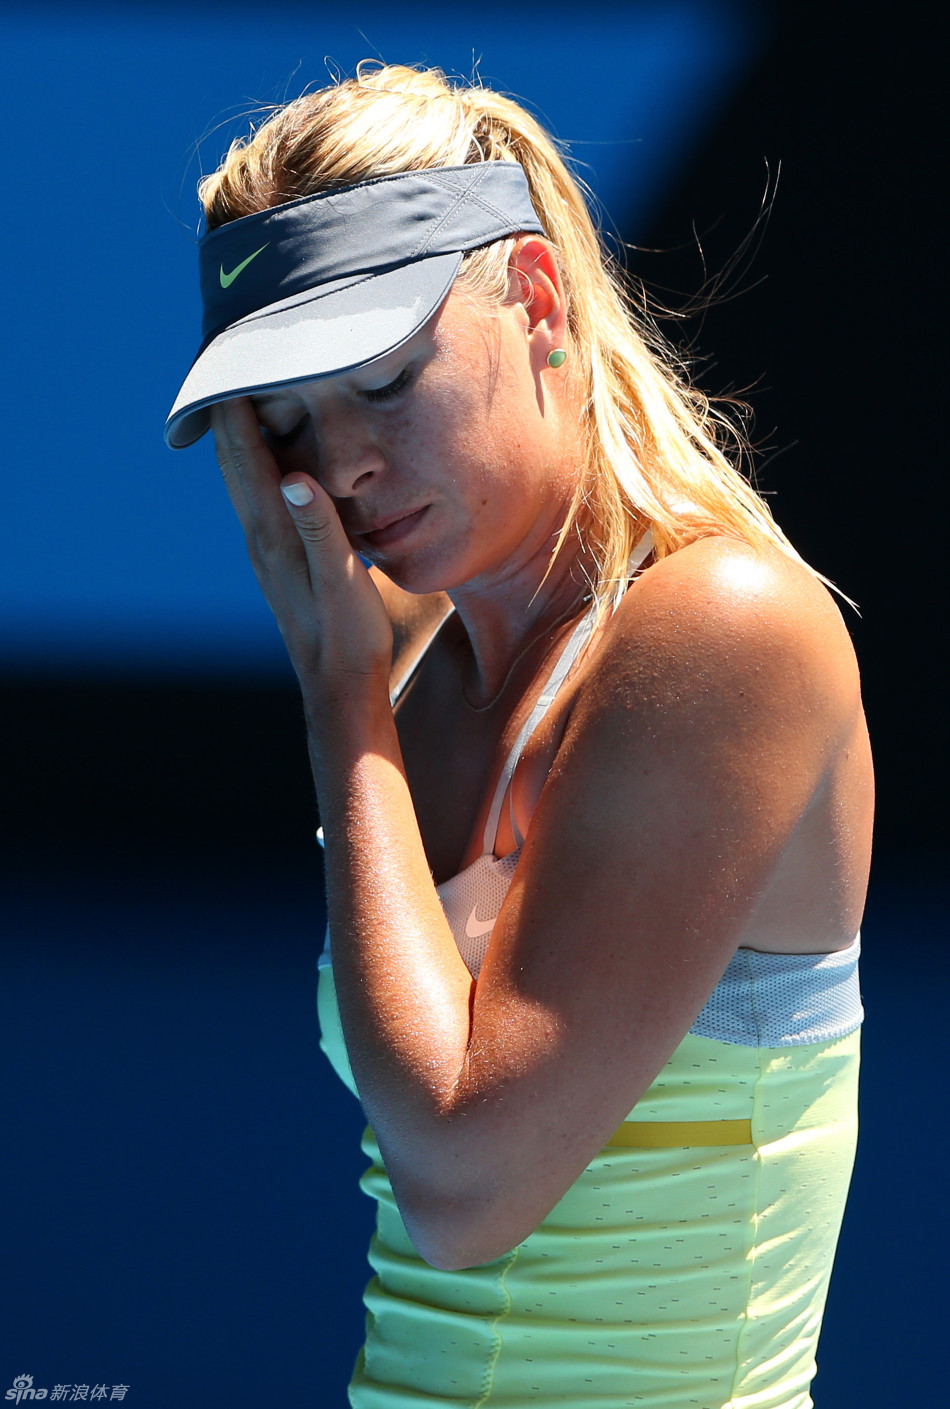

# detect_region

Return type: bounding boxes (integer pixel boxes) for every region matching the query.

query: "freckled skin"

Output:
[256,288,584,604]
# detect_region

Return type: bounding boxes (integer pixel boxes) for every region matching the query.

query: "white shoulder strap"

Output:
[480,529,655,856]
[480,603,598,855]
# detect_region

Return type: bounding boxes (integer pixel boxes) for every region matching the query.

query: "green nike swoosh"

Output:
[219,244,269,289]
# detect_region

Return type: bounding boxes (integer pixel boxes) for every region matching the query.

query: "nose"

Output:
[315,406,387,500]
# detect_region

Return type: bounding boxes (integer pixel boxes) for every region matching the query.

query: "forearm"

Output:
[306,681,476,1157]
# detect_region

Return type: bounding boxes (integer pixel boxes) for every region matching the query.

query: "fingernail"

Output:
[281,481,314,507]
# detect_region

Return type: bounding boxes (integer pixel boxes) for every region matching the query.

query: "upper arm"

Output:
[395,540,865,1266]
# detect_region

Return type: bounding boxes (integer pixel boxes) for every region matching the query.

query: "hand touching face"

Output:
[250,257,583,598]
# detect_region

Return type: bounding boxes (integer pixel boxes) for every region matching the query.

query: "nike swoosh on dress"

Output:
[465,905,496,941]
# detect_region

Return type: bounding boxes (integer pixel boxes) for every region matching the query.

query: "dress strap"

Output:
[480,605,597,855]
[480,529,654,856]
[617,527,655,594]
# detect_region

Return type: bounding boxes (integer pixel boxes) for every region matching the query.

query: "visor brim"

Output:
[164,251,462,449]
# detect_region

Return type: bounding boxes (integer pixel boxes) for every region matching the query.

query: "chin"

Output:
[368,556,444,596]
[373,542,473,596]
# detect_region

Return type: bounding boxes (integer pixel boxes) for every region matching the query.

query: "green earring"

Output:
[547,349,567,368]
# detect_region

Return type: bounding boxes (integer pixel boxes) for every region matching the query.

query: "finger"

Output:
[279,474,356,590]
[211,399,307,577]
[279,473,394,677]
[211,398,282,527]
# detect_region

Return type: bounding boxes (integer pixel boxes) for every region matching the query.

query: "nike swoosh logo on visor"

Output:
[219,244,269,289]
[465,905,497,941]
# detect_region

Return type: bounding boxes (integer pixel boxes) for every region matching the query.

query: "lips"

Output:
[354,506,429,549]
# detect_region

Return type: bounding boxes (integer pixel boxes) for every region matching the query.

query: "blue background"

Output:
[2,2,945,1405]
[1,0,761,676]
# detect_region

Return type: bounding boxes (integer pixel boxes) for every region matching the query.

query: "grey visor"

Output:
[165,163,546,448]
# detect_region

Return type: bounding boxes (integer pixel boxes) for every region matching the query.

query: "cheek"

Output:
[397,355,543,513]
[396,387,484,481]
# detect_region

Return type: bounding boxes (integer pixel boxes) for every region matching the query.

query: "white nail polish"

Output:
[282,482,314,507]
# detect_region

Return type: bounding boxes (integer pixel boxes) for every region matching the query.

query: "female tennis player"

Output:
[166,64,872,1409]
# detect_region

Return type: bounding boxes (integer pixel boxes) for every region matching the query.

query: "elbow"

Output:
[396,1185,526,1271]
[378,1122,541,1269]
[413,1236,482,1273]
[410,1222,518,1273]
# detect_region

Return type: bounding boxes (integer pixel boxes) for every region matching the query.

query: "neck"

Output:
[447,537,595,710]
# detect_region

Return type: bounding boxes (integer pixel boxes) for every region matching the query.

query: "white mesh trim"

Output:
[690,934,863,1046]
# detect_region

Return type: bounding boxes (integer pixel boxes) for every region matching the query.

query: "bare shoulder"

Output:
[547,534,869,857]
[368,567,451,687]
[581,536,862,730]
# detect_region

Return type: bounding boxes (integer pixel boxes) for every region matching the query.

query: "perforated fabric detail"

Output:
[690,934,863,1046]
[435,850,522,978]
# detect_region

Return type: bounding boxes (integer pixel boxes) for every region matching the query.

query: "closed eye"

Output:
[362,367,413,403]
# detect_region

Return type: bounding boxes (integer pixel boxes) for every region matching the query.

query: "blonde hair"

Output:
[199,63,823,607]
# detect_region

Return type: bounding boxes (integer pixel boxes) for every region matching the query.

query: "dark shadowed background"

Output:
[2,1,944,1404]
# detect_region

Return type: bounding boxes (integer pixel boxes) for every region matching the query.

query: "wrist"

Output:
[303,671,397,772]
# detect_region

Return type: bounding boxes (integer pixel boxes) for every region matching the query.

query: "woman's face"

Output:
[249,286,583,596]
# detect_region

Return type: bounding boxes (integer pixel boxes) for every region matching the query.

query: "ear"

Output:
[509,238,569,365]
